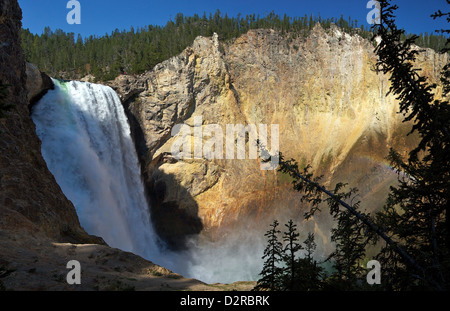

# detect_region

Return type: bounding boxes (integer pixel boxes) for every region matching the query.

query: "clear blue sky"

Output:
[18,0,449,39]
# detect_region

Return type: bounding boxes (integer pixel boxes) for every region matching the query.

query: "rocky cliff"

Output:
[109,25,448,249]
[1,0,104,289]
[1,0,225,291]
[0,0,100,245]
[25,62,54,106]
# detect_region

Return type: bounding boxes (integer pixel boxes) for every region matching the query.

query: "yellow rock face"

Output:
[111,25,448,248]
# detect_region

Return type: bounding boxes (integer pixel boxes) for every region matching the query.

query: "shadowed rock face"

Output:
[0,0,101,244]
[109,25,448,248]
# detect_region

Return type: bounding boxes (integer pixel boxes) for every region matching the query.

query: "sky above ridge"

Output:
[18,0,449,39]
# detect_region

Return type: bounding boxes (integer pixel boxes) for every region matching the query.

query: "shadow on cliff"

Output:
[147,168,203,251]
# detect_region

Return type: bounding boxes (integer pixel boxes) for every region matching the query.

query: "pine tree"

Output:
[294,233,324,291]
[309,14,314,30]
[303,232,316,260]
[327,203,369,290]
[282,220,302,290]
[254,220,284,291]
[372,0,450,291]
[268,154,387,291]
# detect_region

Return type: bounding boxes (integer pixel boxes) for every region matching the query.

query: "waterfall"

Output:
[31,79,262,284]
[31,79,160,260]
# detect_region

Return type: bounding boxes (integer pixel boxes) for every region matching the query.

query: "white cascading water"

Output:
[31,79,161,260]
[31,79,265,284]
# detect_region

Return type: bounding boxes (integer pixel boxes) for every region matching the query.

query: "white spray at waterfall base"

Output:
[31,79,269,284]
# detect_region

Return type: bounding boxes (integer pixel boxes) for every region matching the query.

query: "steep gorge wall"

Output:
[110,25,448,249]
[0,0,101,245]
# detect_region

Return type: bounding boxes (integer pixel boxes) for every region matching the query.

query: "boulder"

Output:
[25,62,54,107]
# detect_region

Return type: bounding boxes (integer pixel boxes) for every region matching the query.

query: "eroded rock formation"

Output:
[109,25,448,249]
[0,0,97,244]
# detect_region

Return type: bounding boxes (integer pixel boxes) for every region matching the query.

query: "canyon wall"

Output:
[0,0,100,244]
[110,24,448,249]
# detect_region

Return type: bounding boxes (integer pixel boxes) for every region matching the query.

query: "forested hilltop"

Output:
[21,10,447,81]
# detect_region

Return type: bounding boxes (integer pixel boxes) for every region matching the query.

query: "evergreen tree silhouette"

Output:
[282,220,302,290]
[303,232,316,260]
[254,220,284,291]
[254,220,325,291]
[372,0,450,290]
[294,233,324,291]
